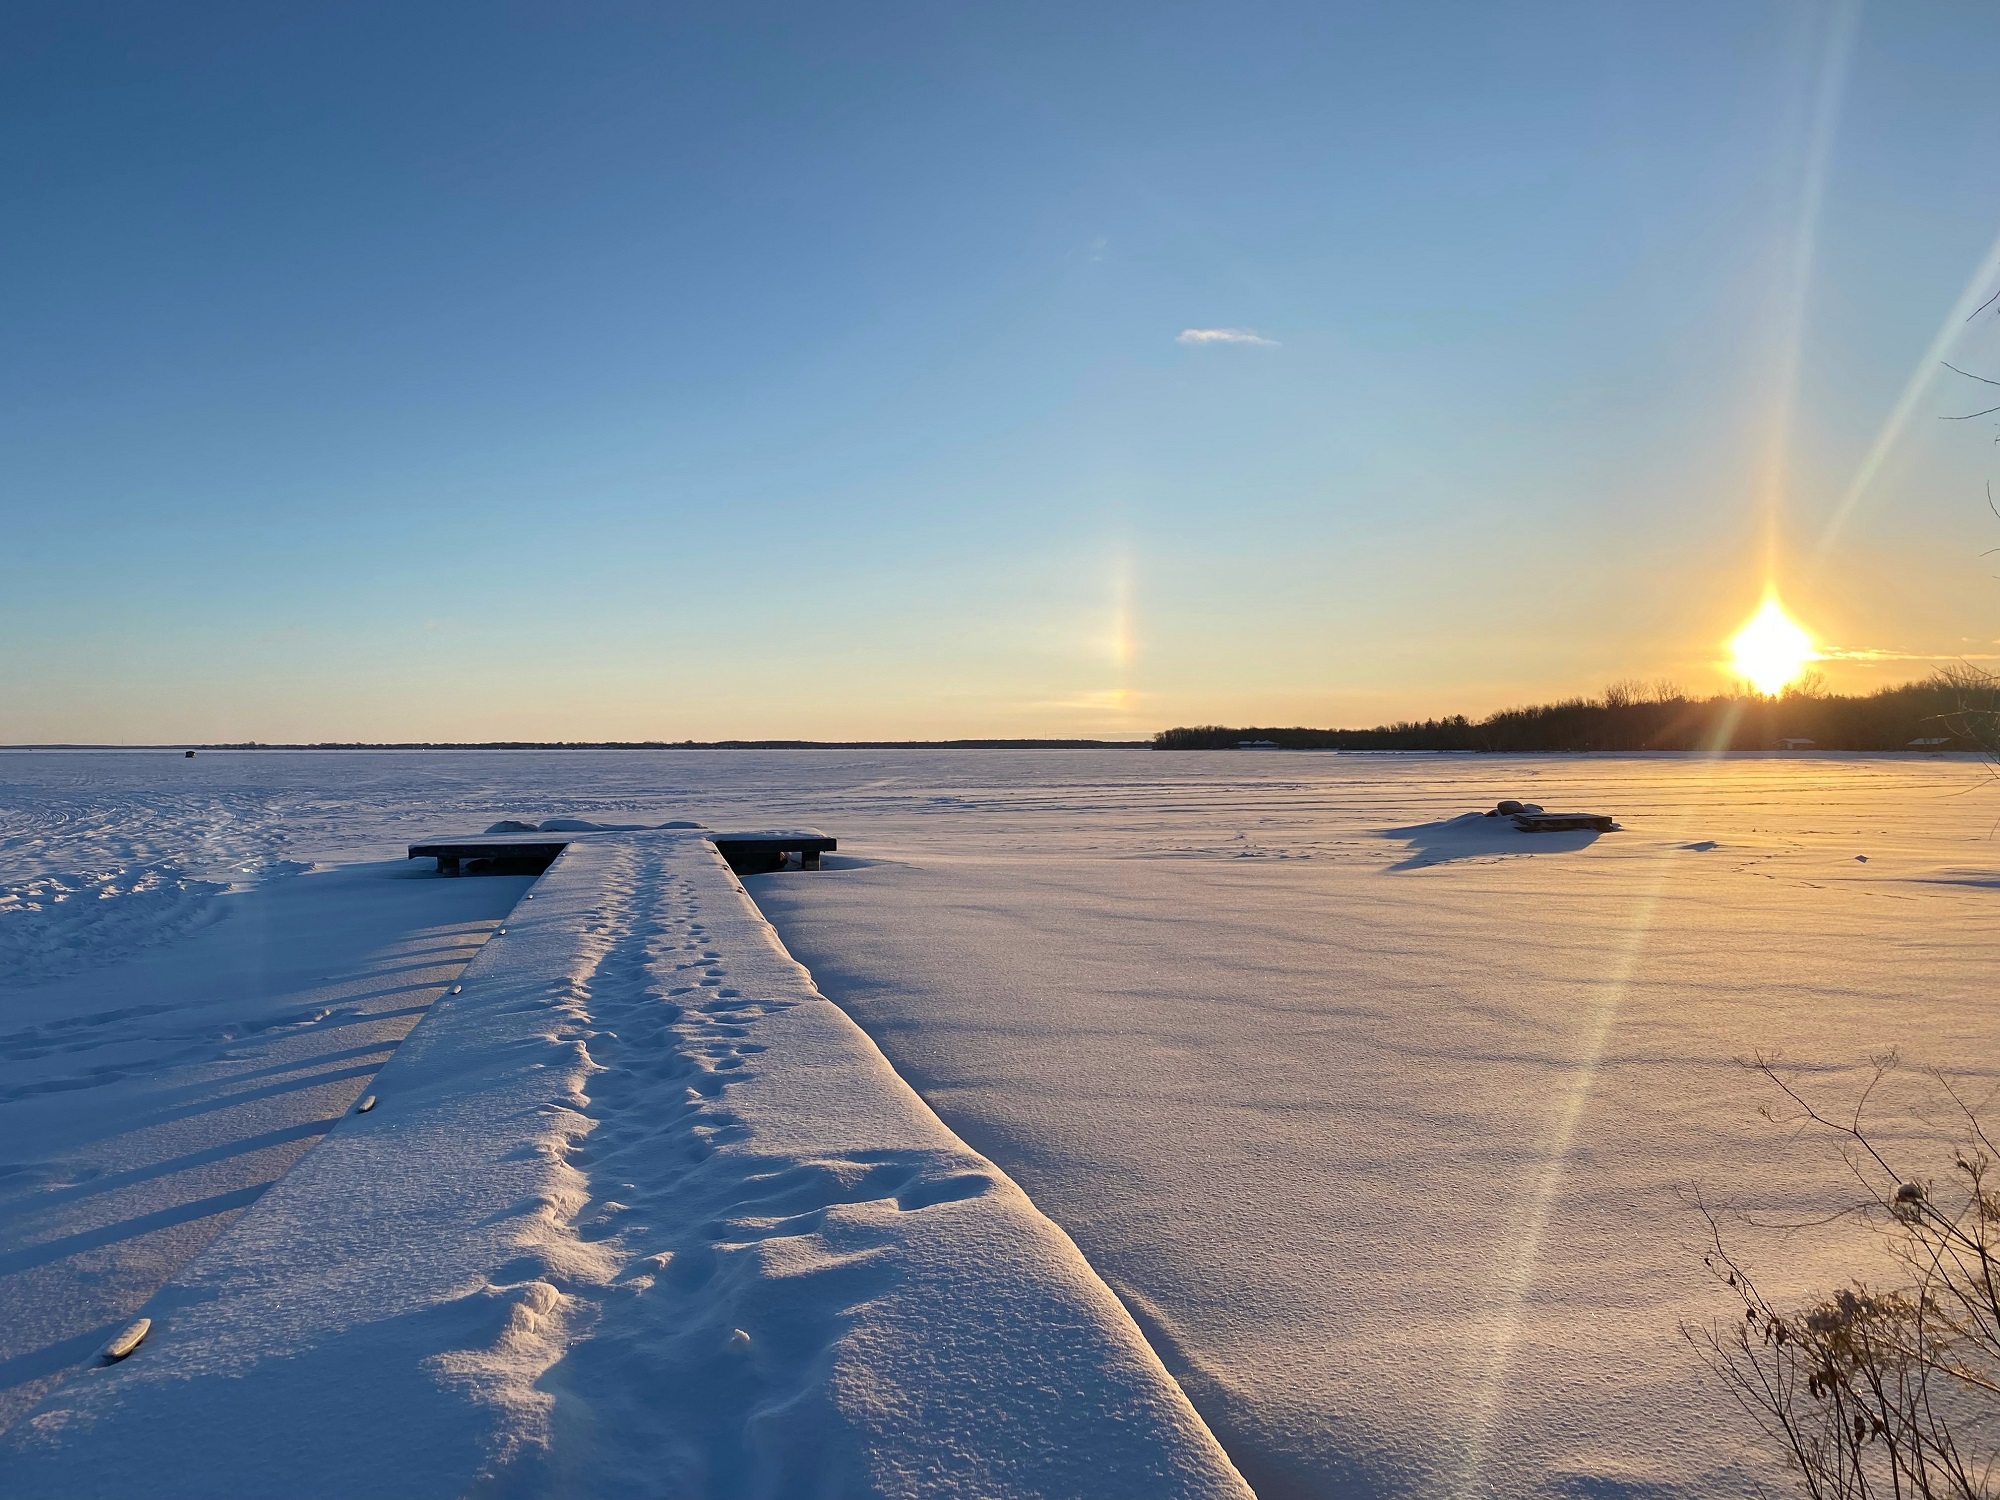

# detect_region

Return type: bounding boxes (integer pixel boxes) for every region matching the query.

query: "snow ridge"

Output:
[0,864,231,986]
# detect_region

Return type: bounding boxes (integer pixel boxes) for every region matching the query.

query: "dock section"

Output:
[409,827,837,875]
[2,828,1248,1500]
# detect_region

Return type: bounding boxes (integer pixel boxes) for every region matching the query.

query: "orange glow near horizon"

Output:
[1728,589,1819,696]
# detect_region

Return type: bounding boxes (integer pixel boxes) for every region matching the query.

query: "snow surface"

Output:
[0,851,528,1431]
[0,766,1246,1498]
[2,749,1997,1498]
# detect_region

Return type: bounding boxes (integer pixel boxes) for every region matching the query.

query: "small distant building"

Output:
[1908,736,1952,749]
[1777,737,1816,751]
[1237,740,1281,750]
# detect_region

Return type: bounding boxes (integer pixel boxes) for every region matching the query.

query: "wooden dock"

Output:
[8,824,1248,1497]
[1511,811,1619,833]
[409,828,836,875]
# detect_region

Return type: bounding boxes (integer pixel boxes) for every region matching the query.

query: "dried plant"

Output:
[1931,664,2000,762]
[1686,1055,2000,1499]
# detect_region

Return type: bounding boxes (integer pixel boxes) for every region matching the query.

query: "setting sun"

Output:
[1728,590,1819,696]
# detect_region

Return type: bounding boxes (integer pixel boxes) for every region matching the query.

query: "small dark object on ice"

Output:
[184,750,195,758]
[1512,811,1619,833]
[103,1318,150,1361]
[1481,799,1612,832]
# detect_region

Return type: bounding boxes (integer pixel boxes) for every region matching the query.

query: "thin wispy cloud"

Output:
[1177,327,1277,346]
[1819,646,2000,662]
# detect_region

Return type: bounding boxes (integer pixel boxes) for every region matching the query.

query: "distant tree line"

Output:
[1154,670,2000,753]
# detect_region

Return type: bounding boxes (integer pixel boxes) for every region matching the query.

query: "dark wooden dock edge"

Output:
[409,830,837,876]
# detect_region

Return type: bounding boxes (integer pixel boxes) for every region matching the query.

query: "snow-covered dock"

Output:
[410,826,838,875]
[2,827,1247,1499]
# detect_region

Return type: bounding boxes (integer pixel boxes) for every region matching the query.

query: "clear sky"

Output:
[8,2,2000,742]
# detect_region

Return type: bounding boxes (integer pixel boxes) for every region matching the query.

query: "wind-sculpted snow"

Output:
[0,776,310,983]
[0,864,230,985]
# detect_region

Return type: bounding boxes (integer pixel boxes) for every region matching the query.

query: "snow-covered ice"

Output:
[750,753,2000,1499]
[2,749,1996,1497]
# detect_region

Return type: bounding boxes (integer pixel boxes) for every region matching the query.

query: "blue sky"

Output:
[8,1,2000,741]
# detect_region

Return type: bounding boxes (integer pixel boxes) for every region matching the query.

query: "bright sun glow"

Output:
[1728,590,1819,696]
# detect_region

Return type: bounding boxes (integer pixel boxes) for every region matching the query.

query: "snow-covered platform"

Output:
[1,828,1247,1499]
[411,827,838,875]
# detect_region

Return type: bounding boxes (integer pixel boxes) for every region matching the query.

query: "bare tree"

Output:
[1604,679,1648,710]
[1932,663,2000,761]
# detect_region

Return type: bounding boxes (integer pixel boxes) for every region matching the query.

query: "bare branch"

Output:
[1690,1063,2000,1498]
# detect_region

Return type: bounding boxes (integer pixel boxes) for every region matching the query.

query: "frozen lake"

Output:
[3,748,1995,1497]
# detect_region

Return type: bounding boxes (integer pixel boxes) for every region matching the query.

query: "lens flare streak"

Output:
[1448,718,1742,1498]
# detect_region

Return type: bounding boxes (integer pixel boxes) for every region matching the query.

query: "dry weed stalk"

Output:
[1933,663,2000,762]
[1686,1055,2000,1499]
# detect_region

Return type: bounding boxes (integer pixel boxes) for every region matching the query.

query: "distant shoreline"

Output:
[0,743,1985,756]
[4,677,1993,754]
[0,739,1157,752]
